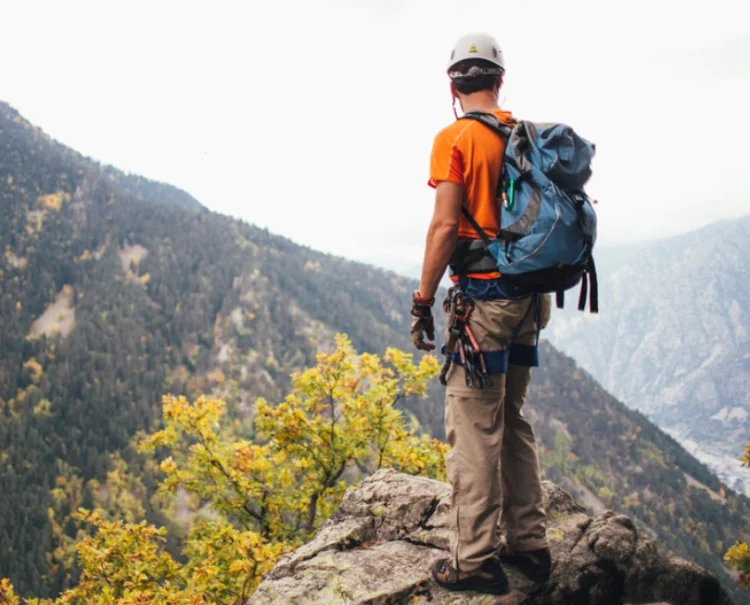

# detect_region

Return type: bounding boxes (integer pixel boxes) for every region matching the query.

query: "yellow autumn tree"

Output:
[0,578,21,605]
[1,335,445,604]
[254,340,446,534]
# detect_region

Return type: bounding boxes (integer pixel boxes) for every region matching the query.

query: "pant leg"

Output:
[500,365,548,551]
[442,294,549,568]
[445,366,506,572]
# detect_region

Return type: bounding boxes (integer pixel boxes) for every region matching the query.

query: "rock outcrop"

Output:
[250,469,732,605]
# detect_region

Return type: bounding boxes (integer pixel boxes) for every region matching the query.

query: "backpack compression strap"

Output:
[555,256,599,313]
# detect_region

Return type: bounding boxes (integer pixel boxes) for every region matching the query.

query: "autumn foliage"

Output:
[724,444,750,588]
[0,335,444,604]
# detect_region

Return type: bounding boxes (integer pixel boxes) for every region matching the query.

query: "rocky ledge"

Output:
[249,469,732,604]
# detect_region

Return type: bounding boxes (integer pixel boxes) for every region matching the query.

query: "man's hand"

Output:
[410,291,436,351]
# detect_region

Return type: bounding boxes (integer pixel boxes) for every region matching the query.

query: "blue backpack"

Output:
[455,112,599,313]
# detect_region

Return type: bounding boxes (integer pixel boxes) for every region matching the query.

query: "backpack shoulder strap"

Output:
[458,111,515,140]
[456,112,515,242]
[460,206,493,247]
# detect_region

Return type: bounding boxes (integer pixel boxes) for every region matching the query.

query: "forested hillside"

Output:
[0,101,433,596]
[1,101,750,603]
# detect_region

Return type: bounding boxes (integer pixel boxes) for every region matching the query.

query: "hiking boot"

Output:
[497,544,551,582]
[431,556,509,594]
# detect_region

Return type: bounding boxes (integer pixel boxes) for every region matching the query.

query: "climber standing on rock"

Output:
[410,32,553,595]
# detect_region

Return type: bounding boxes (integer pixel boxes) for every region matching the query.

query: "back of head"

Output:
[447,33,505,95]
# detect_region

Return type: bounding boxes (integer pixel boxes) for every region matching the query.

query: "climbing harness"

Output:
[439,287,541,389]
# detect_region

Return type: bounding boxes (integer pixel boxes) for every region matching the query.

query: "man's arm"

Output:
[418,181,464,301]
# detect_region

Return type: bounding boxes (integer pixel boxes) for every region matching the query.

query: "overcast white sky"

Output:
[2,0,749,272]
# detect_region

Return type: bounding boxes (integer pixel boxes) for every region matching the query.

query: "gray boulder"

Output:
[249,469,733,604]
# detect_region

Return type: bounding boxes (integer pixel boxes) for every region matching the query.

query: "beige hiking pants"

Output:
[444,294,550,572]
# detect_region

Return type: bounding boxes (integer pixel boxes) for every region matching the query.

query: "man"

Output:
[410,32,552,595]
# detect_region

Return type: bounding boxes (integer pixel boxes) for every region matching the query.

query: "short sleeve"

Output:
[428,131,465,189]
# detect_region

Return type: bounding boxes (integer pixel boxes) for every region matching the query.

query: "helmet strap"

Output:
[452,96,459,120]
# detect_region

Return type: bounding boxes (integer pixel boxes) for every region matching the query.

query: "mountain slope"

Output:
[1,102,749,603]
[546,218,750,494]
[0,102,433,596]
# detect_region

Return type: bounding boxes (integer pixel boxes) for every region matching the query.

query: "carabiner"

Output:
[504,178,516,211]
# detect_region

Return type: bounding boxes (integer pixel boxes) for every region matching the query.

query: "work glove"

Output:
[410,291,436,351]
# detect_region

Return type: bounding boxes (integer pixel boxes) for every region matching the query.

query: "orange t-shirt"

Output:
[428,109,513,279]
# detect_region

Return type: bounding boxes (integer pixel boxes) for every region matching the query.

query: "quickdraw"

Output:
[439,287,493,389]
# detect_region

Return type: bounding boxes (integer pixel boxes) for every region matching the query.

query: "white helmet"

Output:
[447,32,504,77]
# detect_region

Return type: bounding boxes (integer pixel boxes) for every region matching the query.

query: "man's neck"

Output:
[458,91,500,115]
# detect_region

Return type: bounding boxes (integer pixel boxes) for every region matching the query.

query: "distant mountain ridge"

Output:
[101,165,204,211]
[547,215,750,494]
[1,101,750,603]
[0,101,204,211]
